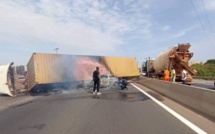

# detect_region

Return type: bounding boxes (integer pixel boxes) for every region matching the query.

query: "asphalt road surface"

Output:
[0,84,199,134]
[192,79,215,90]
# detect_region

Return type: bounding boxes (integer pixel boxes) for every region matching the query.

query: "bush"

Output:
[191,62,215,76]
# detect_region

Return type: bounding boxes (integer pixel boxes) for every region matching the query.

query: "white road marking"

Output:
[131,83,207,134]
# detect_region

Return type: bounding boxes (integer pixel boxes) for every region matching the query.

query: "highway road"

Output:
[192,79,215,90]
[0,83,213,134]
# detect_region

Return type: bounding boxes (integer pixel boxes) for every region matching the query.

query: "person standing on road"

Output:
[93,67,101,95]
[171,67,176,82]
[164,68,170,82]
[182,69,187,84]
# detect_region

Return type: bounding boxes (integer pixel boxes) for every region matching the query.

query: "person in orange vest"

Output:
[164,68,170,81]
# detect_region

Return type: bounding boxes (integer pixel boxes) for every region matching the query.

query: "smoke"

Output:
[31,54,114,95]
[73,57,110,80]
[54,55,111,81]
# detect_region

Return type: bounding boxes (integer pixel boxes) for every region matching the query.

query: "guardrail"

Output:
[138,77,215,121]
[193,76,215,80]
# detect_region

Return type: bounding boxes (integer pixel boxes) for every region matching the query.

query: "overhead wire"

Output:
[201,0,213,33]
[190,0,206,32]
[190,0,213,46]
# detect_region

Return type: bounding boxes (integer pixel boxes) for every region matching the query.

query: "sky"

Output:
[0,0,215,66]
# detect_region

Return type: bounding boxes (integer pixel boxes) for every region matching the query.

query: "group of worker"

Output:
[163,67,175,82]
[163,67,187,84]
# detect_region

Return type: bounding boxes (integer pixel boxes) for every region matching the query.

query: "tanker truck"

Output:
[0,62,16,96]
[144,43,196,84]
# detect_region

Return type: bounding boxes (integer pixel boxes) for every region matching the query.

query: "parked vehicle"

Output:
[143,43,196,84]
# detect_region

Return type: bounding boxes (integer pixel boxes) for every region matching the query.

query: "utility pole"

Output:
[147,58,149,77]
[54,48,59,54]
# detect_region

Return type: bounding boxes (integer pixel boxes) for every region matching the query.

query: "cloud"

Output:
[162,25,171,31]
[173,31,186,38]
[0,1,120,52]
[0,0,152,58]
[204,0,215,11]
[173,25,200,38]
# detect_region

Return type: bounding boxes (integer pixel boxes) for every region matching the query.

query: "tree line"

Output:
[191,59,215,77]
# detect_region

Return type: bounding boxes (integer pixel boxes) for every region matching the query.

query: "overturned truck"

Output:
[27,53,140,93]
[0,63,16,96]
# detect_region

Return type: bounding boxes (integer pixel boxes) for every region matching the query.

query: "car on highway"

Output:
[100,74,118,87]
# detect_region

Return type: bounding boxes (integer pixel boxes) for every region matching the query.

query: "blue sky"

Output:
[0,0,215,66]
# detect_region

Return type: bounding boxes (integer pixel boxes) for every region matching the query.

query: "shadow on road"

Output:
[19,124,46,130]
[92,91,150,102]
[48,89,151,103]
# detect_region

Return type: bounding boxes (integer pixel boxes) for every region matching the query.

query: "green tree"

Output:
[191,62,215,76]
[204,59,215,65]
